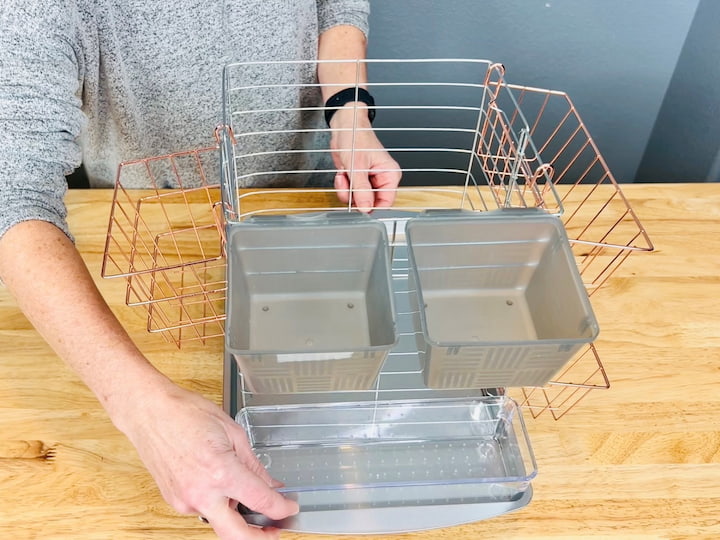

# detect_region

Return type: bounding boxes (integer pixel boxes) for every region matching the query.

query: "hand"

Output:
[329,105,402,212]
[0,221,296,539]
[118,382,298,540]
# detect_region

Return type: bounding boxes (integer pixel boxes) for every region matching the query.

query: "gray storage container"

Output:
[225,212,397,393]
[406,210,599,389]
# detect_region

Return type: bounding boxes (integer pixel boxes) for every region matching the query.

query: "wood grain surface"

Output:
[1,184,719,539]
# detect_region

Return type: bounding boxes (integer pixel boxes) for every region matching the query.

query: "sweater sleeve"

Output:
[316,0,370,37]
[0,0,84,241]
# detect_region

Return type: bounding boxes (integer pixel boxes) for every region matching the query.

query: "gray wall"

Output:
[636,0,720,182]
[367,0,702,183]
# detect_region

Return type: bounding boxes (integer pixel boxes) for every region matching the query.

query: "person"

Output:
[0,1,401,539]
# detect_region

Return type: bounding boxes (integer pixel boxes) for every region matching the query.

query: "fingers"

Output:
[223,423,298,519]
[334,172,351,204]
[228,424,278,488]
[348,168,375,213]
[368,161,403,209]
[330,126,402,212]
[203,498,281,540]
[371,181,397,208]
[332,157,374,211]
[198,461,297,539]
[232,468,299,520]
[333,161,402,211]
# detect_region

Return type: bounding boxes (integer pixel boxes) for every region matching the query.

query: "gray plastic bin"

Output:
[225,212,397,393]
[406,210,599,389]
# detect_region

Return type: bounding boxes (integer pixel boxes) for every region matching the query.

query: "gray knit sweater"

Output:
[0,0,369,239]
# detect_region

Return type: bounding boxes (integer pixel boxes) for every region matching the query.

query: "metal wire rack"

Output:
[102,59,652,419]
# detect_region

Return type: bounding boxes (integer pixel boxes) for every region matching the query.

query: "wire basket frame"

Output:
[503,83,653,293]
[101,147,227,344]
[102,59,652,418]
[219,59,562,222]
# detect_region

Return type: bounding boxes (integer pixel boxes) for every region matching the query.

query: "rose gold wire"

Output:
[509,84,653,253]
[104,147,227,346]
[503,83,653,308]
[519,343,609,419]
[161,155,221,343]
[103,149,221,279]
[479,105,518,208]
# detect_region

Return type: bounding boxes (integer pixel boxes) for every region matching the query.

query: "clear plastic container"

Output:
[407,209,599,389]
[237,396,536,502]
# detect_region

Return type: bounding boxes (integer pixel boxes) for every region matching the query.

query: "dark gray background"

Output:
[367,0,720,183]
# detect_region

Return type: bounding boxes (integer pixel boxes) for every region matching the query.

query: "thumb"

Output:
[203,498,280,540]
[233,470,299,520]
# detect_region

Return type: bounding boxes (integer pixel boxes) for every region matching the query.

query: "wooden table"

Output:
[1,184,719,539]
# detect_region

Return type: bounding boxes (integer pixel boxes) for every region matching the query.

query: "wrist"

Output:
[99,354,176,435]
[329,102,374,129]
[325,87,375,127]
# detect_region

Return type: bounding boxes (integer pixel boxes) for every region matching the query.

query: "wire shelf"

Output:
[102,59,652,418]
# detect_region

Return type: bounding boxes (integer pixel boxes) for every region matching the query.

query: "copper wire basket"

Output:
[102,59,652,420]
